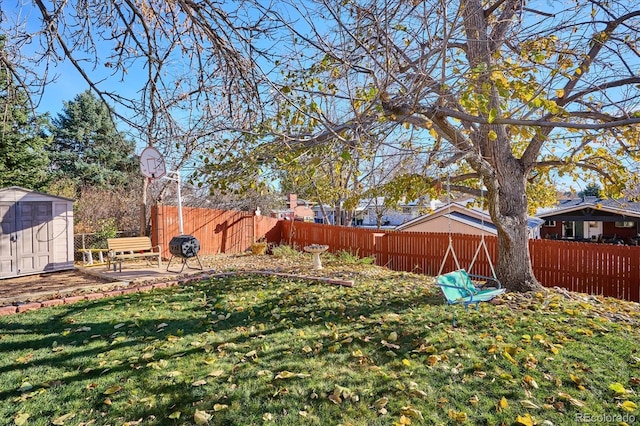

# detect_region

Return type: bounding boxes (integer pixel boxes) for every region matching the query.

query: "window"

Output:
[544,220,556,227]
[615,221,635,228]
[402,207,412,214]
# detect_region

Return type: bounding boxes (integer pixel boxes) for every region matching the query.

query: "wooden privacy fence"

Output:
[281,221,640,302]
[150,205,281,259]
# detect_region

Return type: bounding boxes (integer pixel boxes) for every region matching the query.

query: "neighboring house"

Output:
[270,194,314,222]
[312,197,442,227]
[536,196,640,244]
[396,201,544,239]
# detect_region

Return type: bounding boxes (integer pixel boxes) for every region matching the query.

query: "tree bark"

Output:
[486,168,543,292]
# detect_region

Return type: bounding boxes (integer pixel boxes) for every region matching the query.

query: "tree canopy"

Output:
[49,90,138,193]
[0,36,50,190]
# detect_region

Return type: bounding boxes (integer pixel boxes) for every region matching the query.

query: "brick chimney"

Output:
[287,193,297,209]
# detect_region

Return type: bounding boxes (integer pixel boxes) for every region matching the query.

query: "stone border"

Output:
[0,270,355,316]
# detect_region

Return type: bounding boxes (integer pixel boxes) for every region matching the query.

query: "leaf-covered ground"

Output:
[0,254,638,425]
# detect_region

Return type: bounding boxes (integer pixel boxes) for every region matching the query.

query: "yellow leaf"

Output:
[515,413,535,426]
[168,411,181,419]
[609,382,628,395]
[427,355,439,366]
[387,331,398,342]
[488,130,498,141]
[103,385,122,395]
[556,89,564,98]
[502,350,519,366]
[447,409,468,422]
[208,369,224,377]
[263,413,273,421]
[52,413,75,425]
[402,359,411,367]
[498,396,509,410]
[524,375,539,389]
[191,380,207,387]
[213,404,228,411]
[14,413,30,426]
[621,400,637,412]
[194,410,211,425]
[399,414,412,424]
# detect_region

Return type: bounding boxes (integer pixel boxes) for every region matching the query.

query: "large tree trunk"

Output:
[487,170,543,292]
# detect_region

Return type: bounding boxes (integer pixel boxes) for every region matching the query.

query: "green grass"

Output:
[0,266,638,425]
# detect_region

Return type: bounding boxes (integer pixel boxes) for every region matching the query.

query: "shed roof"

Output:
[0,186,75,203]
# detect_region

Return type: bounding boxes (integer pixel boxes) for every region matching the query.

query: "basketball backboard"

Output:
[139,146,167,179]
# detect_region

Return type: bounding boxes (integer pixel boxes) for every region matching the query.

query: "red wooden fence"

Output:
[280,221,640,302]
[151,205,281,259]
[150,208,639,302]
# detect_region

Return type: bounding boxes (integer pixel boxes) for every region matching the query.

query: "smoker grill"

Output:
[166,234,203,273]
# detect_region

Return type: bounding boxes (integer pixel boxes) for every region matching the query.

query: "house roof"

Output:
[536,197,640,219]
[396,201,544,232]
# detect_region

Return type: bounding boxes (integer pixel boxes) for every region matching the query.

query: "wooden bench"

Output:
[107,237,162,272]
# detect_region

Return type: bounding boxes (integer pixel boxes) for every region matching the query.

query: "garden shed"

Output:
[0,187,74,278]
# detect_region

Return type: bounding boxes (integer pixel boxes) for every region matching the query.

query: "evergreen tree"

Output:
[49,90,138,192]
[0,36,51,190]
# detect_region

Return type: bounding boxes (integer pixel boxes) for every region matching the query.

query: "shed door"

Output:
[0,203,17,278]
[0,202,53,278]
[17,202,53,275]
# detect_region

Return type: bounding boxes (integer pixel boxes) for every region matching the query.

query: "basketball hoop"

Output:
[140,146,167,179]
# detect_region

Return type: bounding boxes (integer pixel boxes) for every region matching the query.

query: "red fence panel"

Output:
[151,205,280,258]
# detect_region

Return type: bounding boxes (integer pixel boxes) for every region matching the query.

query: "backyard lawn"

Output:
[0,256,638,425]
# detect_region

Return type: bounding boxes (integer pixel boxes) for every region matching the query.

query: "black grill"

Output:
[169,235,200,258]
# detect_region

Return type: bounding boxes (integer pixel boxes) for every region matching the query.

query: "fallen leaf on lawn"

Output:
[18,382,33,392]
[609,382,628,396]
[194,410,211,425]
[208,370,225,377]
[398,414,411,424]
[262,413,273,421]
[14,413,30,426]
[524,375,539,389]
[103,385,122,395]
[168,411,181,419]
[191,379,207,387]
[426,355,439,366]
[515,413,535,426]
[497,396,509,411]
[113,323,125,329]
[401,405,424,419]
[274,371,309,379]
[328,393,342,404]
[103,398,112,405]
[372,396,389,409]
[387,331,398,342]
[620,400,637,412]
[558,392,585,407]
[381,340,400,350]
[447,409,467,423]
[52,412,75,425]
[213,404,228,411]
[520,400,540,409]
[166,371,182,378]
